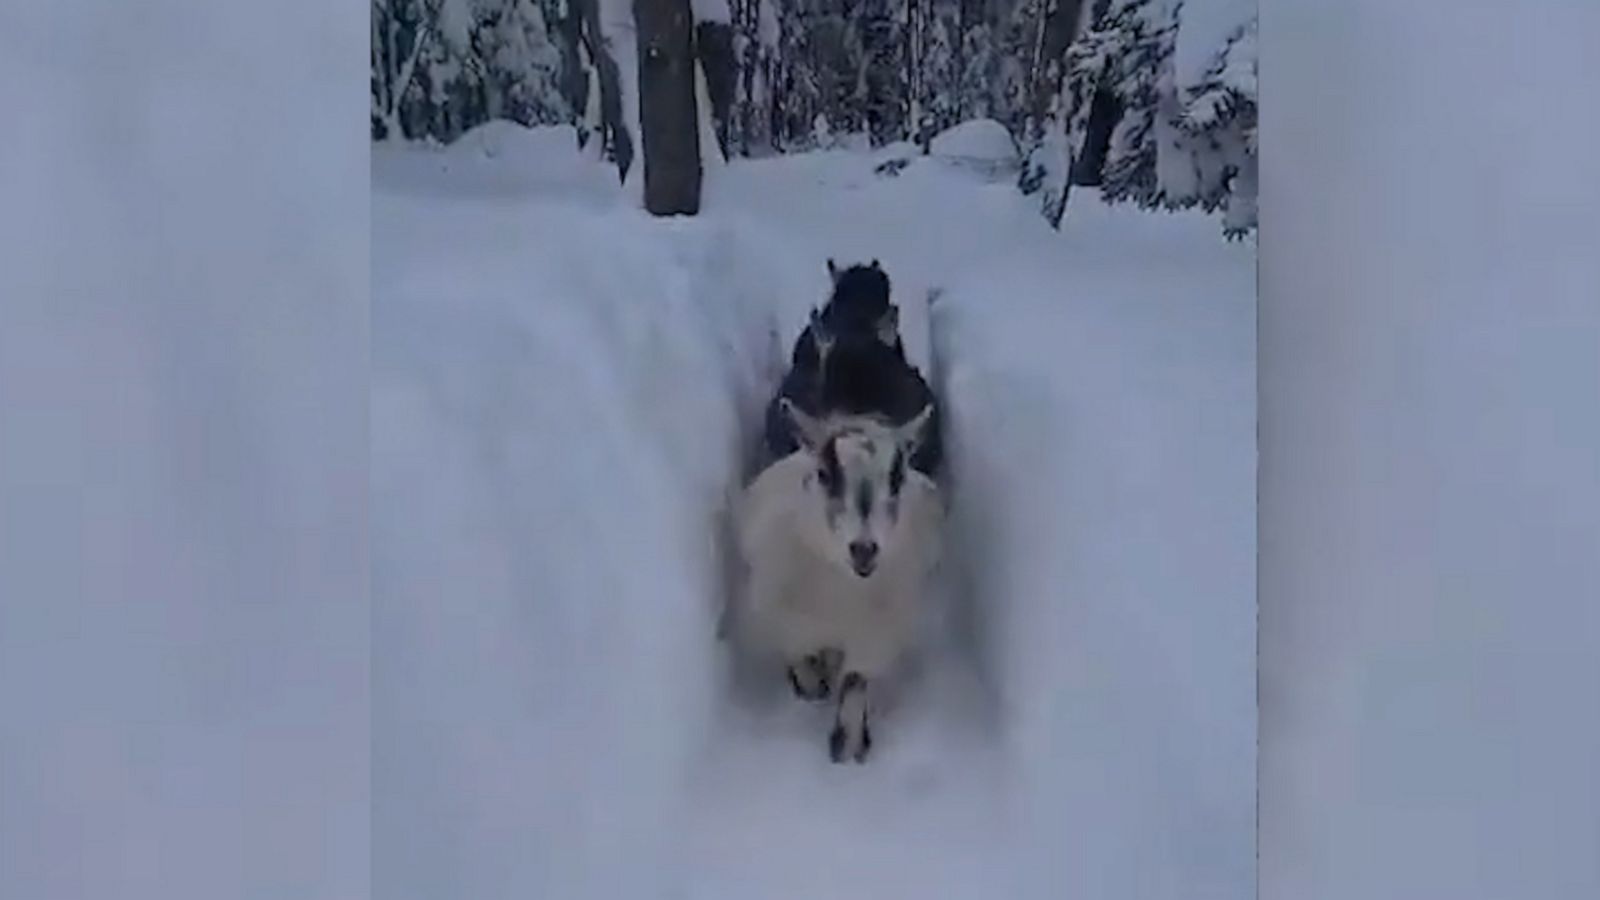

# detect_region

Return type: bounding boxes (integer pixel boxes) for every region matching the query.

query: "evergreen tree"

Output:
[913,0,963,148]
[1091,0,1179,210]
[1171,15,1256,238]
[371,0,572,143]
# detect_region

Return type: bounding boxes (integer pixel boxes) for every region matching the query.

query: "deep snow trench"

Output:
[373,123,1255,900]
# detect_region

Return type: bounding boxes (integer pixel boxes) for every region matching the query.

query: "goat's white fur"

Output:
[733,418,943,683]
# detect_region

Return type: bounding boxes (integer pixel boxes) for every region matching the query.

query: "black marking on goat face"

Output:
[888,448,906,497]
[855,478,874,520]
[817,439,845,499]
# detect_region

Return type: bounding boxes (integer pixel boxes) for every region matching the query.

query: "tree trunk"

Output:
[695,20,737,158]
[577,0,634,182]
[384,17,432,141]
[635,0,702,215]
[1027,0,1084,132]
[1070,86,1120,185]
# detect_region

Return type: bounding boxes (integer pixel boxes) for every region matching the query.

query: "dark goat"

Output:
[788,259,901,370]
[762,260,943,477]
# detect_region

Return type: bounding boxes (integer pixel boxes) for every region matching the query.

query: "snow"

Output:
[1258,3,1600,900]
[691,0,731,24]
[757,0,780,48]
[0,2,368,898]
[374,124,1255,897]
[1172,0,1253,90]
[696,57,726,168]
[599,0,643,200]
[929,117,1018,166]
[438,0,476,53]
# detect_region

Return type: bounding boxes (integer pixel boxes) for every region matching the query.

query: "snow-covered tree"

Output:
[1169,15,1256,238]
[913,0,963,149]
[573,0,635,179]
[689,0,735,161]
[1085,0,1179,210]
[1055,1,1256,238]
[372,0,573,142]
[724,0,779,153]
[1016,0,1259,238]
[858,0,909,145]
[373,0,440,140]
[476,1,570,125]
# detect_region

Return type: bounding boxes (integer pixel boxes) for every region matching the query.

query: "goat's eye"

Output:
[816,466,833,489]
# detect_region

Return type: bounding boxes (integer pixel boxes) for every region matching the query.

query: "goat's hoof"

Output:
[828,724,870,764]
[788,664,830,701]
[788,653,836,701]
[828,725,849,763]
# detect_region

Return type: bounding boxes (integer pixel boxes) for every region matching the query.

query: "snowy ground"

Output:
[373,122,1255,899]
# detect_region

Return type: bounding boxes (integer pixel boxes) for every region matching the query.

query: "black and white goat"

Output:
[735,399,942,763]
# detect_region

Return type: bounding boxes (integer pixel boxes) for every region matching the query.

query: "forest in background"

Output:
[371,0,1255,236]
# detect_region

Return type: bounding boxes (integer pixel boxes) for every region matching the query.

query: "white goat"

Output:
[733,399,943,763]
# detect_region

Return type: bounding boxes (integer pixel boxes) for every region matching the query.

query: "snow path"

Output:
[373,124,1254,899]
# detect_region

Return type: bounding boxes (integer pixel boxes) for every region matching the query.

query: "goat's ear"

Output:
[780,397,826,451]
[826,258,840,283]
[896,403,935,454]
[875,305,899,346]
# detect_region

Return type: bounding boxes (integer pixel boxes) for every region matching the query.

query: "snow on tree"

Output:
[1025,0,1256,238]
[578,0,637,182]
[812,112,834,149]
[1015,0,1094,225]
[1170,14,1256,238]
[1088,0,1180,211]
[373,0,442,141]
[372,0,572,142]
[693,0,737,158]
[913,0,964,150]
[481,1,570,125]
[721,0,774,153]
[696,50,728,167]
[956,20,997,122]
[859,0,911,145]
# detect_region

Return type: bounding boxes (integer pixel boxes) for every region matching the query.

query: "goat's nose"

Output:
[849,540,879,573]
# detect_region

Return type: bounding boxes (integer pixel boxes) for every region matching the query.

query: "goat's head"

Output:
[779,397,933,578]
[824,258,892,323]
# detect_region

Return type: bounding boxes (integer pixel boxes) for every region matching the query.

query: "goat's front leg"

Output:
[787,647,842,701]
[828,671,872,763]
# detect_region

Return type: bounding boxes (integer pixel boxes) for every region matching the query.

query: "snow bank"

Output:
[1260,3,1600,899]
[933,199,1256,898]
[931,118,1017,162]
[373,144,784,897]
[371,122,620,203]
[929,118,1020,178]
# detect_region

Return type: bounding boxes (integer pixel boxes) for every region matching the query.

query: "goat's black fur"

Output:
[762,261,943,477]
